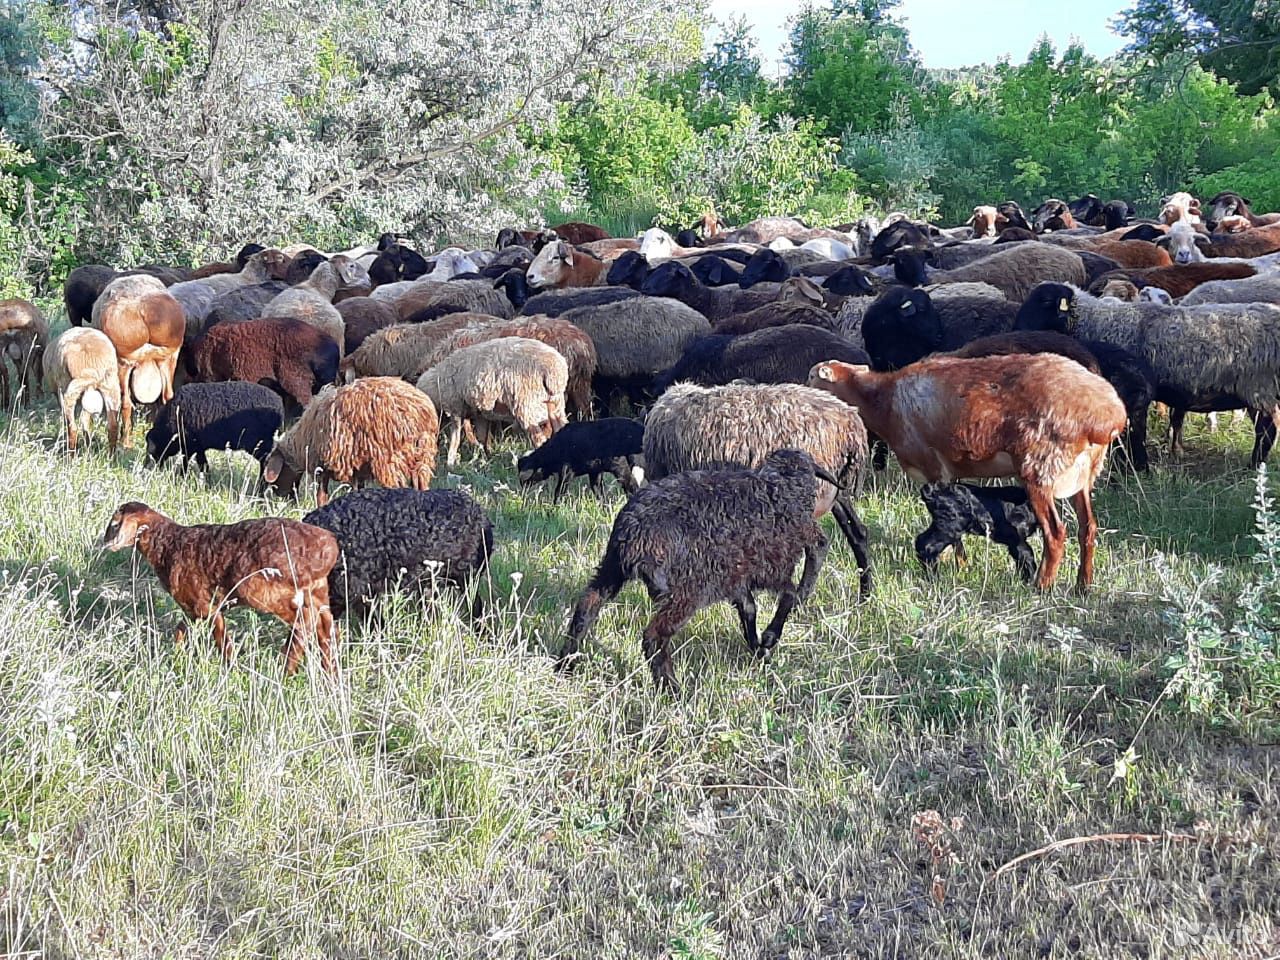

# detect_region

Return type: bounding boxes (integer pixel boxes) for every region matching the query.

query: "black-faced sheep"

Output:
[653,325,868,392]
[517,417,645,501]
[858,286,1016,371]
[145,381,284,477]
[560,449,834,691]
[915,483,1039,582]
[643,381,872,596]
[606,251,650,289]
[303,488,493,620]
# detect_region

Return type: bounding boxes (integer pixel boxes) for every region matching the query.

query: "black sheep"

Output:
[890,246,932,287]
[654,325,869,392]
[1068,194,1105,226]
[519,285,640,317]
[1120,224,1164,243]
[996,201,1031,232]
[495,227,522,249]
[368,245,402,286]
[285,250,327,285]
[1077,251,1123,287]
[674,228,702,248]
[145,381,283,475]
[493,268,531,309]
[822,265,876,296]
[738,247,791,288]
[63,264,119,328]
[871,220,931,263]
[860,287,945,371]
[607,251,650,289]
[915,483,1039,582]
[690,255,742,287]
[560,449,834,691]
[1103,200,1133,230]
[517,418,644,501]
[303,488,493,620]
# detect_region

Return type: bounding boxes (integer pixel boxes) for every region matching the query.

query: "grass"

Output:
[1,342,1278,957]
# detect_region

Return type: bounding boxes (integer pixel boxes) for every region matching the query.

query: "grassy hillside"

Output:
[1,334,1277,957]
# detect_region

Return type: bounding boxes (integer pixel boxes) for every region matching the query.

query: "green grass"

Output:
[1,352,1278,957]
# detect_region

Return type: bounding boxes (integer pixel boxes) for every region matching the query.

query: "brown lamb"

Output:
[103,502,339,675]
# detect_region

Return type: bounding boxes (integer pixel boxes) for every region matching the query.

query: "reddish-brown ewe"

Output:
[95,287,185,443]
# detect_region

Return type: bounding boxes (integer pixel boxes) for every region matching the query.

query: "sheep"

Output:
[1202,221,1280,259]
[1205,191,1280,231]
[167,249,291,336]
[401,279,514,323]
[0,298,47,407]
[1215,214,1254,233]
[336,297,398,354]
[835,281,1013,351]
[416,337,567,464]
[1102,200,1134,230]
[1032,199,1078,233]
[857,286,1017,370]
[822,265,877,296]
[710,301,835,336]
[809,354,1125,591]
[526,240,607,289]
[145,382,284,478]
[389,281,449,318]
[94,282,184,443]
[551,221,610,245]
[1155,220,1209,265]
[1016,283,1280,464]
[642,381,872,596]
[558,296,712,406]
[870,220,932,263]
[1099,279,1141,301]
[189,318,339,410]
[284,250,328,284]
[640,260,781,320]
[996,201,1032,232]
[188,242,267,280]
[738,248,791,288]
[606,251,650,289]
[1086,239,1173,269]
[654,325,868,392]
[915,483,1039,582]
[263,377,439,506]
[493,269,533,309]
[517,417,645,501]
[428,314,597,417]
[102,502,339,675]
[718,216,812,244]
[946,330,1158,472]
[42,327,121,453]
[1068,195,1105,227]
[339,314,488,383]
[91,273,166,328]
[1160,191,1203,226]
[262,256,368,354]
[64,265,120,328]
[518,285,642,318]
[888,243,1087,302]
[969,205,999,238]
[1181,272,1280,306]
[691,254,745,287]
[1090,261,1257,300]
[203,281,290,327]
[560,449,835,691]
[302,488,493,621]
[799,237,853,260]
[1141,286,1174,305]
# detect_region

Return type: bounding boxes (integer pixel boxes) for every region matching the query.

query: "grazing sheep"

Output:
[653,325,868,392]
[560,449,835,691]
[915,483,1039,582]
[94,282,185,442]
[526,240,607,289]
[262,256,368,355]
[559,296,712,406]
[263,377,440,506]
[401,279,514,322]
[517,417,645,501]
[643,381,872,595]
[0,298,47,407]
[42,327,121,453]
[284,249,328,284]
[102,502,338,675]
[190,318,339,410]
[1016,283,1280,464]
[303,488,493,620]
[809,354,1126,591]
[416,336,567,464]
[64,265,120,328]
[189,243,267,280]
[640,260,778,320]
[338,314,488,383]
[145,382,283,477]
[336,297,398,354]
[718,216,812,245]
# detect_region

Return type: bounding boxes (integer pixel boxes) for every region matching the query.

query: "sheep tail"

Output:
[559,543,627,672]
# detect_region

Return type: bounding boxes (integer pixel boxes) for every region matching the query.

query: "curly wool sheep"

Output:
[43,327,122,453]
[416,336,568,464]
[303,488,494,620]
[339,314,489,383]
[0,298,47,408]
[561,449,834,691]
[643,381,872,596]
[145,381,284,476]
[262,376,440,506]
[1016,283,1280,464]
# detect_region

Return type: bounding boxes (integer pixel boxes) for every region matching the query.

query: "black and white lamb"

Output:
[560,449,834,691]
[144,381,283,475]
[517,417,645,501]
[302,488,494,620]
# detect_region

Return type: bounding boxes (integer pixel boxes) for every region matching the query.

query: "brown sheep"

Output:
[338,314,488,383]
[103,502,339,675]
[0,298,48,407]
[337,297,398,355]
[969,205,999,238]
[526,241,608,289]
[262,377,439,506]
[94,285,185,443]
[190,318,339,409]
[1089,262,1258,300]
[809,355,1126,592]
[1203,221,1280,259]
[551,221,611,245]
[392,281,449,319]
[1085,240,1173,269]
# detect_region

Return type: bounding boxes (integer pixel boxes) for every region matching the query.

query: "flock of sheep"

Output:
[3,186,1279,689]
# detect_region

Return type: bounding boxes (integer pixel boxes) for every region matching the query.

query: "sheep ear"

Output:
[263,454,281,483]
[1155,235,1170,248]
[813,364,835,381]
[1194,233,1212,248]
[562,245,574,266]
[899,299,916,316]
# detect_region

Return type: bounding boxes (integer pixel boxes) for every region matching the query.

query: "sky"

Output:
[708,0,1132,73]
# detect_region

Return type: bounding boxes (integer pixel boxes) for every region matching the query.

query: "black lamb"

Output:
[517,418,645,502]
[738,247,791,288]
[653,325,869,392]
[915,483,1040,582]
[607,251,650,289]
[145,381,283,475]
[303,488,494,620]
[560,448,835,691]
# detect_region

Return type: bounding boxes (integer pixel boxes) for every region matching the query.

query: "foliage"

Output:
[0,0,42,147]
[0,132,36,299]
[654,16,775,131]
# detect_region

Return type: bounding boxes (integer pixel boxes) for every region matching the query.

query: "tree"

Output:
[1121,0,1280,95]
[0,2,44,146]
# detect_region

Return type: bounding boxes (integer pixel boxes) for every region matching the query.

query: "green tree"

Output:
[0,2,43,146]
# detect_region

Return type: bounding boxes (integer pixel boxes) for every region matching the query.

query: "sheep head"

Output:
[526,240,574,290]
[103,501,163,550]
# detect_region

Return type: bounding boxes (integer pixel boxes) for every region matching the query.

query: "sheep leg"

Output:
[617,457,641,495]
[642,596,696,692]
[1248,406,1280,467]
[993,524,1037,583]
[0,360,8,408]
[551,466,570,504]
[731,593,760,653]
[559,549,626,672]
[60,396,78,454]
[1168,408,1187,458]
[588,470,604,496]
[106,405,121,455]
[210,612,235,664]
[446,418,463,466]
[870,437,889,472]
[760,532,831,655]
[315,470,331,507]
[1069,489,1097,594]
[118,365,134,447]
[1027,485,1067,591]
[832,494,873,599]
[195,450,209,472]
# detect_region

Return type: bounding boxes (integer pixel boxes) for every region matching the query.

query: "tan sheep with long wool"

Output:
[263,255,368,356]
[416,336,568,464]
[262,376,439,506]
[43,327,122,453]
[339,314,491,382]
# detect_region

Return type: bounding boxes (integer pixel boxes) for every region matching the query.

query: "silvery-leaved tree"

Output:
[39,0,689,265]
